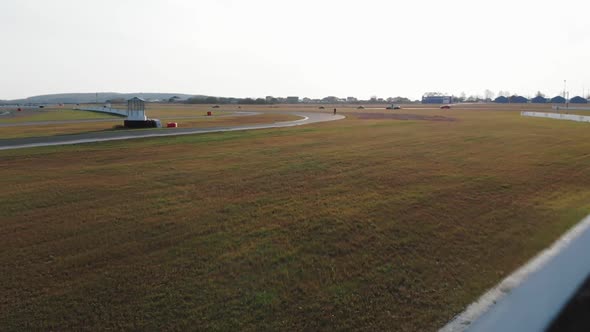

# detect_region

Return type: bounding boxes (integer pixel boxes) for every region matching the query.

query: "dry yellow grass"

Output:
[0,108,118,123]
[2,105,590,330]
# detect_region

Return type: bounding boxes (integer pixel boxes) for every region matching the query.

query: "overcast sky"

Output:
[1,0,589,100]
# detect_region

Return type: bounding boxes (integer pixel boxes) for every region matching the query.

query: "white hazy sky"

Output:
[1,0,589,100]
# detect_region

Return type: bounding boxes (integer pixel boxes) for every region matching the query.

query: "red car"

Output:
[440,105,451,109]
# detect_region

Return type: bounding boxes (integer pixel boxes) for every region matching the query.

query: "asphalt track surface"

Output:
[0,112,344,150]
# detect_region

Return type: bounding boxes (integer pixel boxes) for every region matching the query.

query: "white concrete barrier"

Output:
[552,106,590,111]
[74,106,127,117]
[441,215,590,332]
[521,111,590,123]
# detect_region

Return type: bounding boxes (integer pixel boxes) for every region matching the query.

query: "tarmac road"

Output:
[0,112,344,151]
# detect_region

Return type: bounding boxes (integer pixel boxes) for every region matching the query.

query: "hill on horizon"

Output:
[2,92,205,104]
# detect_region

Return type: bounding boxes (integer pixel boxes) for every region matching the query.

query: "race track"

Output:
[0,112,344,150]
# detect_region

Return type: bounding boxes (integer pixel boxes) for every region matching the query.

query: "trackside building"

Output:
[422,96,453,104]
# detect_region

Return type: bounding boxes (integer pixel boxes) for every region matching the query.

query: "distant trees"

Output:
[451,92,466,103]
[388,96,412,104]
[240,98,256,104]
[181,94,449,105]
[484,89,495,101]
[186,96,271,105]
[205,97,219,104]
[453,94,465,103]
[423,92,446,97]
[239,98,267,105]
[186,96,211,104]
[466,95,483,102]
[186,96,224,104]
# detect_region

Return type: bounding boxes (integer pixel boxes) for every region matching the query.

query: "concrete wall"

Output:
[522,111,590,123]
[74,106,127,117]
[552,106,590,111]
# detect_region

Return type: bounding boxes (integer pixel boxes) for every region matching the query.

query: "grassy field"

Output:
[0,113,300,139]
[0,108,120,123]
[2,105,590,331]
[0,104,249,124]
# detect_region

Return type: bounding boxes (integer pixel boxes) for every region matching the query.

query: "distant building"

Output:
[422,95,453,104]
[569,96,588,104]
[509,95,528,103]
[494,96,509,103]
[321,96,339,103]
[286,96,299,104]
[531,96,547,103]
[550,96,566,104]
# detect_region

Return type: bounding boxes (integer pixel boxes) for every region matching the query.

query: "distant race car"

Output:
[386,105,401,110]
[440,105,451,109]
[357,106,365,109]
[212,105,220,108]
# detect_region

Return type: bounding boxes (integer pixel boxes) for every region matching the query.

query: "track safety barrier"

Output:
[521,111,590,123]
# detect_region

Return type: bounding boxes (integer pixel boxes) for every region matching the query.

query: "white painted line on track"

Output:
[281,116,309,123]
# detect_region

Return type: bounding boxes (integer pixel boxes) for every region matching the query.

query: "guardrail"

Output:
[74,106,127,117]
[521,111,590,123]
